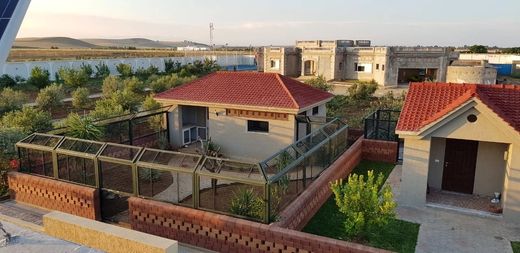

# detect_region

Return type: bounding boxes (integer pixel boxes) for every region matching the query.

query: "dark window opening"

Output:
[247,120,269,133]
[376,64,380,70]
[382,64,385,71]
[312,106,319,116]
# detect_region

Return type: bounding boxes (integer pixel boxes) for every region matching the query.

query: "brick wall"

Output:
[7,172,100,220]
[273,137,363,230]
[129,197,388,253]
[362,139,398,164]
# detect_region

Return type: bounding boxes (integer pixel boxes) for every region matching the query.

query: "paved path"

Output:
[388,167,520,253]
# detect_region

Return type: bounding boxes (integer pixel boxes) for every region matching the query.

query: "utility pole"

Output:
[209,23,214,50]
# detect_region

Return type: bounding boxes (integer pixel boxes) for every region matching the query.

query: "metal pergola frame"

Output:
[15,117,350,224]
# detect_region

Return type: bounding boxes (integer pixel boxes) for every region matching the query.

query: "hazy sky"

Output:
[17,0,520,47]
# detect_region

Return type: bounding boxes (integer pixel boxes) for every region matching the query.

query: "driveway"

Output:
[389,166,520,253]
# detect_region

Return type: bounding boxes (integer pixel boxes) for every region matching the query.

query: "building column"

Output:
[399,137,431,207]
[503,143,520,223]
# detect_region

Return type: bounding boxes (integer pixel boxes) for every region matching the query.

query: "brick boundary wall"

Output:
[362,139,398,164]
[273,137,364,230]
[7,172,100,220]
[129,197,389,253]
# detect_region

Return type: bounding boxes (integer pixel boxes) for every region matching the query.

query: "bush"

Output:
[122,77,145,95]
[27,67,50,88]
[58,68,89,88]
[72,87,91,110]
[101,75,121,97]
[110,89,141,112]
[90,98,127,120]
[348,81,378,100]
[139,168,162,182]
[0,74,17,89]
[95,62,110,78]
[64,113,103,140]
[164,59,181,74]
[229,188,264,219]
[0,127,26,195]
[331,170,396,240]
[305,75,333,92]
[149,73,196,93]
[135,65,159,81]
[0,88,27,114]
[35,83,65,113]
[80,63,94,77]
[0,107,53,134]
[116,63,133,77]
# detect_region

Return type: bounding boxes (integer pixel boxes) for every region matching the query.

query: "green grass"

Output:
[303,161,420,253]
[512,242,520,253]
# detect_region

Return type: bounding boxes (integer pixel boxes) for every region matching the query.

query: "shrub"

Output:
[64,113,103,140]
[305,75,333,92]
[110,89,141,113]
[80,63,94,77]
[229,188,264,219]
[122,76,145,95]
[0,127,26,195]
[58,68,89,88]
[116,63,133,77]
[0,74,17,89]
[89,98,127,120]
[95,62,110,78]
[331,170,396,240]
[348,81,378,100]
[35,83,65,113]
[164,59,181,74]
[139,168,162,182]
[27,66,50,88]
[0,88,27,114]
[135,65,159,81]
[71,87,91,110]
[101,75,121,97]
[0,107,53,134]
[149,73,196,93]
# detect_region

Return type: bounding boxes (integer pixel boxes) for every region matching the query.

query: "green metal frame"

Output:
[15,117,350,224]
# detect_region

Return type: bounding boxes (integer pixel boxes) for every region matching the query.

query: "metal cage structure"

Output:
[16,118,350,223]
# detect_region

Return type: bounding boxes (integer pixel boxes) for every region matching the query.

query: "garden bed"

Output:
[302,161,420,253]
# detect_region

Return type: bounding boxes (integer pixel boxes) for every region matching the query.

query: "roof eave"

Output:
[154,98,300,114]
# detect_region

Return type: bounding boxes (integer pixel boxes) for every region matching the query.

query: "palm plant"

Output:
[65,113,104,141]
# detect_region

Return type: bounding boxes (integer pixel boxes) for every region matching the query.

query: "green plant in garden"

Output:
[95,62,110,78]
[116,63,133,77]
[0,107,53,134]
[101,75,121,97]
[0,88,27,115]
[35,83,65,114]
[0,127,26,195]
[164,59,181,74]
[149,73,196,93]
[331,170,396,240]
[305,75,333,92]
[80,63,94,77]
[27,66,50,88]
[58,68,89,88]
[139,168,162,182]
[229,188,264,219]
[0,74,17,89]
[64,113,103,140]
[348,81,378,100]
[122,76,146,95]
[89,98,127,120]
[110,89,141,113]
[71,87,91,110]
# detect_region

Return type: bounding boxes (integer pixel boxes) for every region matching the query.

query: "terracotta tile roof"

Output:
[154,72,333,110]
[396,82,520,133]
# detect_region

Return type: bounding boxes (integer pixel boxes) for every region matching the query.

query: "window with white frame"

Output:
[247,120,269,133]
[354,63,372,73]
[270,59,280,70]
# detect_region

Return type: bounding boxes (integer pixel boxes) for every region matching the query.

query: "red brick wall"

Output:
[362,139,398,164]
[129,197,388,253]
[7,172,100,220]
[273,137,364,230]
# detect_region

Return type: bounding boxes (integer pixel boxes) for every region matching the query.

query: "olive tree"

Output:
[27,67,50,88]
[0,107,53,134]
[58,68,89,88]
[0,88,27,114]
[35,83,65,113]
[72,87,91,110]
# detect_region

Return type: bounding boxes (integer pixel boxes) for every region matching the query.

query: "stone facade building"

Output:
[446,60,497,85]
[261,40,460,86]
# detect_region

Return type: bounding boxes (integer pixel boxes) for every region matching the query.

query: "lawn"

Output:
[303,161,420,253]
[512,241,520,253]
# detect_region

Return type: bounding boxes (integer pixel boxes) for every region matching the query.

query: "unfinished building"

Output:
[261,40,459,86]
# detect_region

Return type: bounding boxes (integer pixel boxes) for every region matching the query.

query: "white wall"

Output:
[2,55,256,80]
[459,54,520,64]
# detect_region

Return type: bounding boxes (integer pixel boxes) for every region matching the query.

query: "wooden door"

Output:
[442,139,479,194]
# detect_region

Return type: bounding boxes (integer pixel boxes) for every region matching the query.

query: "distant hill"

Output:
[14,37,209,49]
[14,37,98,49]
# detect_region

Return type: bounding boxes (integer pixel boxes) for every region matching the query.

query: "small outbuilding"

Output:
[155,71,333,162]
[397,82,520,223]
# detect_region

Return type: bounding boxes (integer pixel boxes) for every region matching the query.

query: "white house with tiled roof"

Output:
[155,71,333,162]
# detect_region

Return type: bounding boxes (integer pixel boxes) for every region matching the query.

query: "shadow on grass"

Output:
[302,161,420,253]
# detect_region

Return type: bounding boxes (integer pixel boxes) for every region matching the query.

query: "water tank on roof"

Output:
[355,40,371,47]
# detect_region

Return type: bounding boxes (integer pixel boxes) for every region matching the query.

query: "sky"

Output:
[17,0,520,47]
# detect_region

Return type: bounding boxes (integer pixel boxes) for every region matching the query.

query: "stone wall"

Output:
[7,172,100,220]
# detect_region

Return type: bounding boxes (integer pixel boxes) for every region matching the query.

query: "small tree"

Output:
[116,63,133,77]
[64,113,103,140]
[35,83,65,114]
[347,81,378,100]
[58,68,89,88]
[164,59,181,73]
[0,107,53,134]
[0,74,17,89]
[122,76,145,95]
[305,75,333,92]
[0,127,26,195]
[27,66,50,88]
[95,62,110,78]
[72,87,91,110]
[0,88,28,114]
[80,63,94,78]
[89,98,127,120]
[331,170,396,240]
[101,75,121,97]
[110,89,141,112]
[468,45,488,54]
